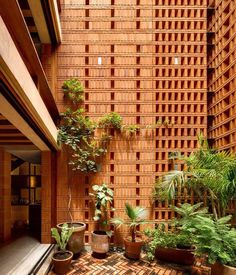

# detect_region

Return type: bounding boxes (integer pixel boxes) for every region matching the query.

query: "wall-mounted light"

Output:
[30,176,36,188]
[174,57,180,65]
[98,56,102,65]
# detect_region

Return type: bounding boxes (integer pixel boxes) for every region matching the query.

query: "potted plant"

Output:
[57,221,86,257]
[51,223,74,274]
[111,202,149,259]
[89,183,114,257]
[144,203,208,265]
[183,214,236,275]
[144,226,195,265]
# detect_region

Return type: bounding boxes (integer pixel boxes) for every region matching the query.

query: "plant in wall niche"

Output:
[89,183,114,255]
[62,78,84,104]
[98,112,123,130]
[123,124,140,136]
[162,118,174,127]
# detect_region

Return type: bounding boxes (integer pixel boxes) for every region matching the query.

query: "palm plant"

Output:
[153,134,236,219]
[111,203,148,242]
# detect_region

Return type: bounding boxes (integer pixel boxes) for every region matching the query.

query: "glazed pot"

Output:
[124,237,143,260]
[155,247,195,265]
[52,250,73,274]
[91,230,109,255]
[211,262,236,275]
[57,222,86,255]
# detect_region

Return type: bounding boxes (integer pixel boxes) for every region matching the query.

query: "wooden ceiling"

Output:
[0,113,33,146]
[18,0,42,53]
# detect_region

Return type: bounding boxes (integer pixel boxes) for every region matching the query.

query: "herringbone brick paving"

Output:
[49,251,211,275]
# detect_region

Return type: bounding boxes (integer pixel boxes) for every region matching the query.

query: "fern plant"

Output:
[111,203,148,242]
[51,223,73,251]
[183,215,236,267]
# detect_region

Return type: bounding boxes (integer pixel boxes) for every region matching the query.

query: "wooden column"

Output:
[41,151,56,243]
[0,148,11,242]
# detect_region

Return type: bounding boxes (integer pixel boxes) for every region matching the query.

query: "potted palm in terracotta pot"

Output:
[90,183,114,257]
[51,223,73,274]
[111,203,149,259]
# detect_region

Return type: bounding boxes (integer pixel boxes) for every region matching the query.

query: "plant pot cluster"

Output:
[144,203,236,275]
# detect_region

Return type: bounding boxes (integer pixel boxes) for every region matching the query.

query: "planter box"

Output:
[155,247,195,266]
[211,262,236,275]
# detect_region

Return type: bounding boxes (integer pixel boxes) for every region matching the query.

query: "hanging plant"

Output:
[122,124,140,137]
[62,78,84,104]
[98,112,123,130]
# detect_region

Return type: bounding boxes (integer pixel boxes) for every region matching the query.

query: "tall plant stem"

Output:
[67,162,73,223]
[210,191,218,219]
[131,226,136,242]
[68,181,73,223]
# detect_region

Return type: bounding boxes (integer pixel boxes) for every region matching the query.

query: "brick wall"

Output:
[207,0,236,152]
[50,0,208,245]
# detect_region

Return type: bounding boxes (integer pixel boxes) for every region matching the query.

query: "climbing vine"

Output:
[58,78,175,173]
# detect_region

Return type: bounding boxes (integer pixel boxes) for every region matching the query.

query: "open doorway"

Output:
[11,156,41,242]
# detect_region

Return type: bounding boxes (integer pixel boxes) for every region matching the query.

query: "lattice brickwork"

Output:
[50,0,208,245]
[208,0,236,152]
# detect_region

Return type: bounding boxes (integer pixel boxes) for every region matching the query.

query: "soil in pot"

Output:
[91,230,109,258]
[124,237,143,260]
[52,250,73,274]
[57,222,86,257]
[211,262,236,275]
[155,247,195,266]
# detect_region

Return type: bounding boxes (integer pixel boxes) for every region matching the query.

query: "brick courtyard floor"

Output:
[48,250,211,275]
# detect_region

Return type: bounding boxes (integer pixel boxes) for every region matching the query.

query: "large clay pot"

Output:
[57,222,86,255]
[211,262,236,275]
[52,250,73,274]
[124,237,143,260]
[155,247,195,265]
[91,230,109,255]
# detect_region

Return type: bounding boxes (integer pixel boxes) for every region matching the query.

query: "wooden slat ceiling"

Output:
[0,114,33,146]
[18,0,41,53]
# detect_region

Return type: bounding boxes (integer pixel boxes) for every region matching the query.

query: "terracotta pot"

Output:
[155,247,195,265]
[91,230,109,254]
[124,237,143,260]
[57,222,86,255]
[211,262,236,275]
[52,250,73,274]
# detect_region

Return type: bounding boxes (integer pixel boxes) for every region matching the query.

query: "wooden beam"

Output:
[22,9,32,17]
[0,17,59,150]
[48,0,62,43]
[0,0,59,120]
[27,0,51,43]
[0,93,49,150]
